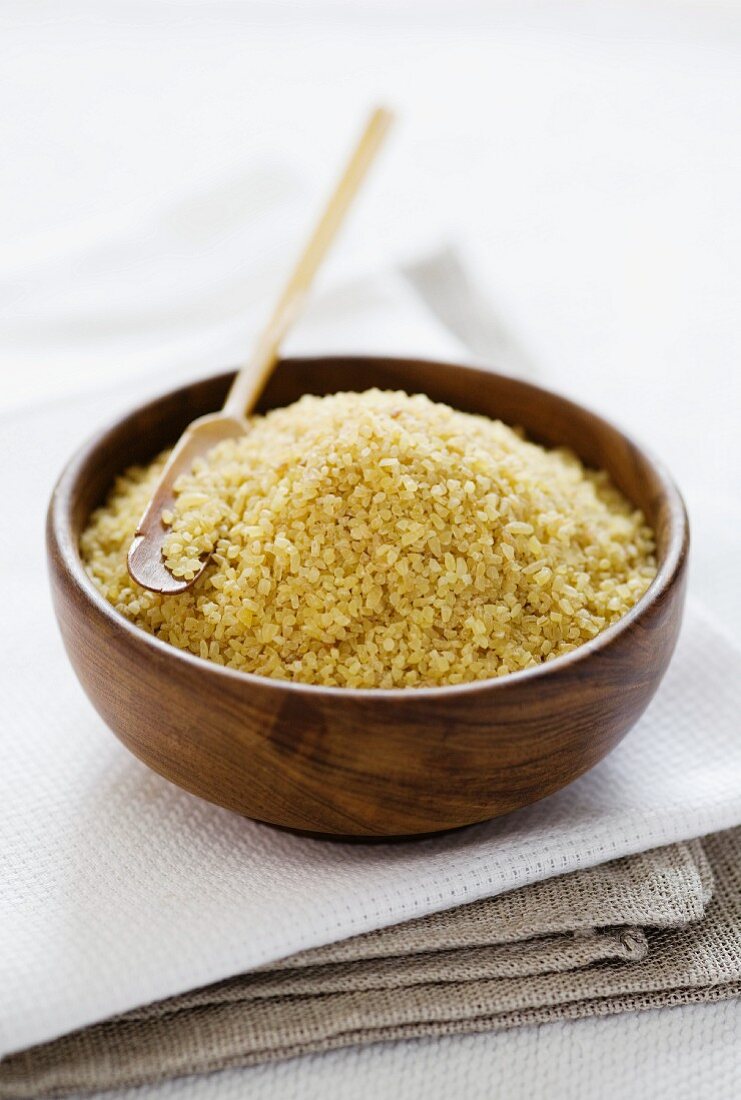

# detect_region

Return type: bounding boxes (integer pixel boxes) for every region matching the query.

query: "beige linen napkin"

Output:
[3,829,738,1099]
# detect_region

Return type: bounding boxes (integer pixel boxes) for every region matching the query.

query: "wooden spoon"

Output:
[127,106,394,593]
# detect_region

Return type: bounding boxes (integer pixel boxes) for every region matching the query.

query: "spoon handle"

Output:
[223,106,394,420]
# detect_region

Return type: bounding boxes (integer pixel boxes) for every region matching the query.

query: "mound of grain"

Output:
[81,389,656,688]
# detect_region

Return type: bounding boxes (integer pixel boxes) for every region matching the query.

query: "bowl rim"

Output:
[49,354,690,702]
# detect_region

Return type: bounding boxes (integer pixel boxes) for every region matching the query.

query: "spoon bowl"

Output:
[47,355,689,838]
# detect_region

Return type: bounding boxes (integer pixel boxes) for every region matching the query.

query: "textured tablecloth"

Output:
[6,830,741,1098]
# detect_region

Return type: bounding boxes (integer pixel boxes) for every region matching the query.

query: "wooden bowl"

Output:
[47,356,689,838]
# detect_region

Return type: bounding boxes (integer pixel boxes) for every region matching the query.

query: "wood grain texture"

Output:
[46,357,689,838]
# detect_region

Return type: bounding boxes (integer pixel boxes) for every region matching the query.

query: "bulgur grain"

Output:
[80,390,656,688]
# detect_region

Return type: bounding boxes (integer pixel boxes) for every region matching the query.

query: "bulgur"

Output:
[80,390,656,688]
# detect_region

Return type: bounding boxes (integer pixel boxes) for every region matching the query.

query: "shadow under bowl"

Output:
[47,356,689,838]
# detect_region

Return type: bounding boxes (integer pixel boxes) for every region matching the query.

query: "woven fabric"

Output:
[277,838,712,967]
[2,830,739,1099]
[75,1000,741,1100]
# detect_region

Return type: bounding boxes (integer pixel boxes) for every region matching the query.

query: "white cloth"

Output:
[2,271,741,1060]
